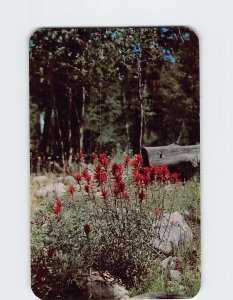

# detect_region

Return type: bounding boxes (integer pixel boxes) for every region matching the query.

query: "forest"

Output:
[30,27,199,164]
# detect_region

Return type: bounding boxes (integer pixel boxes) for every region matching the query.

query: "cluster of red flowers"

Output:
[151,164,179,183]
[53,199,63,215]
[131,154,143,168]
[94,164,108,185]
[100,153,109,167]
[111,163,128,198]
[130,154,179,201]
[73,169,92,193]
[64,153,179,206]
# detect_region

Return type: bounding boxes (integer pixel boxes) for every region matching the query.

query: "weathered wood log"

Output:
[141,144,200,180]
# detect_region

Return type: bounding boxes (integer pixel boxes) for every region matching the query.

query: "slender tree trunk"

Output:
[39,103,52,155]
[48,77,65,166]
[79,84,85,153]
[137,51,143,153]
[67,85,73,164]
[176,120,186,145]
[122,85,130,152]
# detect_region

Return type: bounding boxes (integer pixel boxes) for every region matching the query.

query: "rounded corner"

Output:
[190,281,202,299]
[30,285,43,300]
[28,27,44,43]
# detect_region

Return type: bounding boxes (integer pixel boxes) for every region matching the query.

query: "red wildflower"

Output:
[74,173,82,183]
[100,153,109,167]
[94,165,107,184]
[112,163,124,176]
[138,190,146,201]
[131,154,143,168]
[54,199,63,206]
[124,156,130,165]
[84,185,90,193]
[95,164,103,172]
[78,152,85,159]
[92,153,98,161]
[69,185,75,194]
[86,174,92,183]
[118,180,126,192]
[170,172,179,183]
[84,224,91,236]
[47,247,55,258]
[134,173,144,186]
[82,169,89,178]
[123,190,129,199]
[115,173,123,183]
[53,199,63,215]
[53,205,61,215]
[101,189,109,199]
[143,174,151,186]
[113,186,120,196]
[152,209,161,216]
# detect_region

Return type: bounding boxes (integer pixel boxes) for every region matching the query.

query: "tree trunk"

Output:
[67,85,73,164]
[48,77,65,166]
[39,103,52,155]
[137,51,143,153]
[79,84,85,153]
[122,85,130,152]
[176,120,186,145]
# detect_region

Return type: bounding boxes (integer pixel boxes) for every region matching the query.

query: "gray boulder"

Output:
[153,211,193,254]
[32,175,48,187]
[35,182,66,198]
[170,270,182,283]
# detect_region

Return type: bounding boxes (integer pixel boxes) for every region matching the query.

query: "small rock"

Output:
[170,270,182,283]
[65,175,76,185]
[161,256,177,269]
[32,175,48,187]
[35,183,66,198]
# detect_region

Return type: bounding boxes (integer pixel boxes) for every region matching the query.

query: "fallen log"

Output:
[141,144,200,180]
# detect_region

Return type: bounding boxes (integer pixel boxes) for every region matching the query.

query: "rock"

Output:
[170,270,182,283]
[81,271,129,299]
[56,176,64,182]
[161,256,177,269]
[65,175,76,185]
[35,182,66,198]
[153,211,193,254]
[32,175,48,187]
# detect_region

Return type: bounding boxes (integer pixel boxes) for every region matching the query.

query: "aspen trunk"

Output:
[122,86,130,152]
[67,85,73,164]
[137,51,143,153]
[40,103,52,155]
[79,84,85,153]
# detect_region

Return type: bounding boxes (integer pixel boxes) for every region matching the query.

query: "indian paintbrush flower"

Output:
[84,224,91,236]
